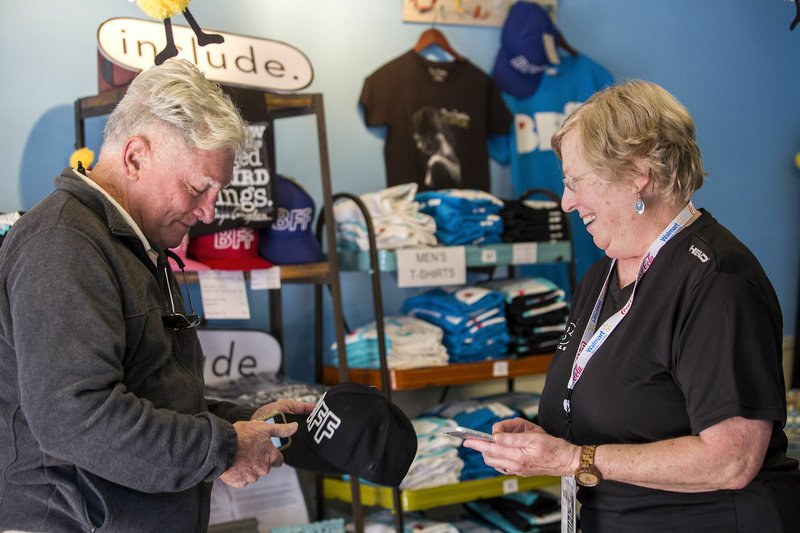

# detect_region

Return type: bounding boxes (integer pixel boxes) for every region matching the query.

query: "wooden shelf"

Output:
[277,261,330,283]
[263,92,318,117]
[75,88,319,120]
[322,353,553,391]
[179,261,330,285]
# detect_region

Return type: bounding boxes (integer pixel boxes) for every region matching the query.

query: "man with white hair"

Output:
[0,59,312,532]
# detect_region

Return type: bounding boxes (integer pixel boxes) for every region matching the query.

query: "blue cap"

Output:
[259,175,323,265]
[492,2,558,99]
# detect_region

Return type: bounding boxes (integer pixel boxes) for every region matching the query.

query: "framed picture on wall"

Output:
[402,0,557,27]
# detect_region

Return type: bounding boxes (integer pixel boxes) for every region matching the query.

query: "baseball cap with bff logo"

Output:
[187,227,272,270]
[282,382,418,487]
[259,175,323,265]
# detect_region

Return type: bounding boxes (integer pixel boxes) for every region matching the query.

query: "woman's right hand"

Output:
[464,418,579,478]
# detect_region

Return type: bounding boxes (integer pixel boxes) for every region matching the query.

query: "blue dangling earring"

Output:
[635,193,645,215]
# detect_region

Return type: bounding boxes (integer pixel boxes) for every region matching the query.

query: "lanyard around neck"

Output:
[563,203,695,416]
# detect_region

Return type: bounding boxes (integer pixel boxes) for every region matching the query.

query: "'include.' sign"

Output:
[98,17,314,92]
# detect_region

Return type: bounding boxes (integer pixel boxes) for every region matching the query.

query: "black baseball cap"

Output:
[282,382,417,487]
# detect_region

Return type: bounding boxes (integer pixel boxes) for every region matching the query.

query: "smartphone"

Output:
[261,413,291,450]
[443,426,495,442]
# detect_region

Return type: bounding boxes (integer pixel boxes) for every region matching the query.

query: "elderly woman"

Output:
[465,80,800,532]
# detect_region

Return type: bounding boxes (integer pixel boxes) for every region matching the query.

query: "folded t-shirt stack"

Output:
[416,189,504,246]
[478,391,541,422]
[500,198,566,243]
[334,182,437,251]
[424,399,519,481]
[204,372,327,408]
[363,509,480,533]
[400,416,464,490]
[465,490,562,533]
[480,277,568,356]
[401,286,510,363]
[328,315,448,370]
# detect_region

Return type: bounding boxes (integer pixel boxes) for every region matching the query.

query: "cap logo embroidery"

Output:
[214,228,255,250]
[509,55,549,75]
[306,395,342,444]
[273,207,313,232]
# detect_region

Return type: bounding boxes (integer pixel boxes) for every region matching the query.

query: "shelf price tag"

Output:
[481,248,498,264]
[512,242,538,265]
[396,247,466,288]
[250,267,281,290]
[502,477,519,494]
[197,270,251,320]
[492,361,509,377]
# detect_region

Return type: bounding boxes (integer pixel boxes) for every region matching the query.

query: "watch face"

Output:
[576,469,600,487]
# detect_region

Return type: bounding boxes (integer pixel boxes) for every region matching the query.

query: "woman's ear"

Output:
[632,159,652,195]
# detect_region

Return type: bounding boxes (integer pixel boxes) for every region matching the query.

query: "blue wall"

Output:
[1,1,798,380]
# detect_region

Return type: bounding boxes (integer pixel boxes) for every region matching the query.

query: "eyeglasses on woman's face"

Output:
[561,170,593,192]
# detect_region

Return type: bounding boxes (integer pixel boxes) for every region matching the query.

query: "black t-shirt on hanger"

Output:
[360,50,512,191]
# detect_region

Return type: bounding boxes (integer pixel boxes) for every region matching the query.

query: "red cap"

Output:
[187,228,273,271]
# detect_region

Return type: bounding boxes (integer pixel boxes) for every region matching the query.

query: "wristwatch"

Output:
[574,444,602,487]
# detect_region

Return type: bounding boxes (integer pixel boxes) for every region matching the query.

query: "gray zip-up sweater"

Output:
[0,169,253,532]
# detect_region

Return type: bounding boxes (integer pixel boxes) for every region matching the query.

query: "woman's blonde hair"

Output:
[552,80,704,205]
[103,58,246,155]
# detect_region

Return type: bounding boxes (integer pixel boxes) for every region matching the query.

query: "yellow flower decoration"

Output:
[70,147,95,170]
[135,0,191,21]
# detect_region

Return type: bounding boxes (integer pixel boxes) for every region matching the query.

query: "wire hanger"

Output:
[414,27,464,61]
[413,5,462,63]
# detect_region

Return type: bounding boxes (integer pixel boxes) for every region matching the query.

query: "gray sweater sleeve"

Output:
[206,398,256,423]
[8,227,236,492]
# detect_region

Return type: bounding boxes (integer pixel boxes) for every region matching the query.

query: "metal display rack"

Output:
[315,188,575,530]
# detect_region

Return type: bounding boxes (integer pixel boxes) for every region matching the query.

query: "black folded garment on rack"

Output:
[503,226,565,243]
[509,332,564,356]
[500,200,563,221]
[509,322,567,339]
[500,199,567,243]
[507,292,566,315]
[507,306,570,330]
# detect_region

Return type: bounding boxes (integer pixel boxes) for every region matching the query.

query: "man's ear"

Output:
[121,136,150,181]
